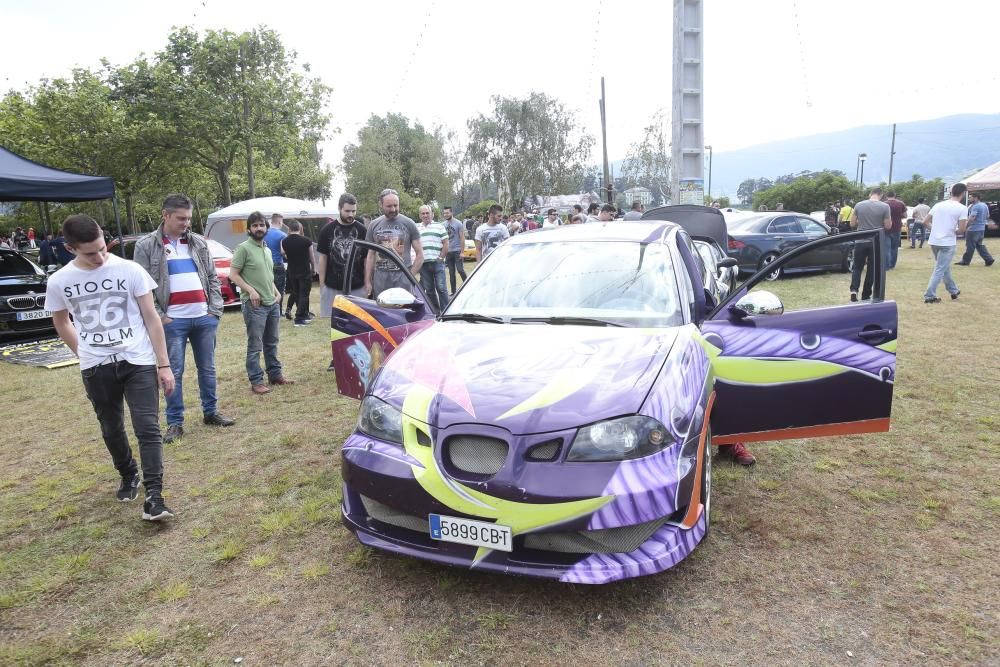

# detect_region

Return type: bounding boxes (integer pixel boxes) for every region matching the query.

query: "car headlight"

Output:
[567,416,670,462]
[358,396,403,445]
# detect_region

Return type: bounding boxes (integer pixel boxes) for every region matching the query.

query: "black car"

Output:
[0,249,52,338]
[726,212,852,281]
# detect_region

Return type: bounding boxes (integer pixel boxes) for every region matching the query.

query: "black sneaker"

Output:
[924,296,941,303]
[116,474,140,502]
[986,259,995,267]
[326,360,336,372]
[850,292,858,303]
[954,262,970,266]
[163,424,183,444]
[294,319,312,326]
[142,496,174,521]
[951,290,961,300]
[203,413,235,427]
[284,310,293,320]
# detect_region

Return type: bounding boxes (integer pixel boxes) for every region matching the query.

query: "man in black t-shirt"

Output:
[280,221,315,325]
[316,194,368,318]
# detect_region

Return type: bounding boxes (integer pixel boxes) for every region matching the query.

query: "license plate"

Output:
[429,514,512,552]
[16,310,52,321]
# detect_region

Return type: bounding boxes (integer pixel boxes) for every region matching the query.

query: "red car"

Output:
[110,235,241,307]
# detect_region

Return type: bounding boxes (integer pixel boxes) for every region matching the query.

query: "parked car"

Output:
[726,212,853,280]
[327,223,897,583]
[462,239,477,261]
[641,205,739,303]
[694,239,738,302]
[109,235,241,307]
[0,249,53,338]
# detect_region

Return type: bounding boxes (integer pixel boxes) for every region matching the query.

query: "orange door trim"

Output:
[713,417,891,445]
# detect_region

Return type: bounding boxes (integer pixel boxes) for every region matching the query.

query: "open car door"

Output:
[330,240,436,399]
[703,229,896,443]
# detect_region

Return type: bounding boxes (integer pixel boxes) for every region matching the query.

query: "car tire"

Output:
[701,427,712,536]
[759,253,781,281]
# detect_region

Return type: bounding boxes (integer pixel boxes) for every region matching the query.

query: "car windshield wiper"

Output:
[510,316,625,327]
[438,312,506,324]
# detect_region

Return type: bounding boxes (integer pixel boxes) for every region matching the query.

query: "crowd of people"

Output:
[835,185,993,304]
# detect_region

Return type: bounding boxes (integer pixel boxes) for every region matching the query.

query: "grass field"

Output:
[1,250,998,666]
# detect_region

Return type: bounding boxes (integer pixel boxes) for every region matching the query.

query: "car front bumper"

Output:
[339,430,706,584]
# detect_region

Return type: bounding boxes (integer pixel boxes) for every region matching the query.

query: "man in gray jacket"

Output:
[134,194,234,443]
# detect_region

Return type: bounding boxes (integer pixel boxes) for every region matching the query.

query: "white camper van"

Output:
[204,196,340,250]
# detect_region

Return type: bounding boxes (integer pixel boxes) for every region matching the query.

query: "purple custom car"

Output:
[328,222,897,583]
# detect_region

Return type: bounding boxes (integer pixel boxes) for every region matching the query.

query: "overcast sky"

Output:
[5,0,1000,193]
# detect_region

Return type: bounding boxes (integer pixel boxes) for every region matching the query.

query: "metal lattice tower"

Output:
[671,0,704,205]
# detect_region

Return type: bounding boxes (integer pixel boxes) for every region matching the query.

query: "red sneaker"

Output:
[718,442,756,466]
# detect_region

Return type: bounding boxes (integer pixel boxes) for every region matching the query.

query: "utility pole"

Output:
[671,0,705,205]
[599,77,612,204]
[887,123,897,186]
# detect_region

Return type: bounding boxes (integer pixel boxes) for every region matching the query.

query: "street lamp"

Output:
[856,153,868,187]
[705,145,713,203]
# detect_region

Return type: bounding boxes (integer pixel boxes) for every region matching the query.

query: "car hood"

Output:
[0,275,46,296]
[371,322,679,434]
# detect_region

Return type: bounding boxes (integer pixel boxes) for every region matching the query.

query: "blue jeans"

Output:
[909,222,925,247]
[163,314,220,424]
[81,361,163,494]
[961,230,994,265]
[885,231,900,269]
[925,245,959,299]
[241,301,282,385]
[445,251,467,293]
[420,261,449,313]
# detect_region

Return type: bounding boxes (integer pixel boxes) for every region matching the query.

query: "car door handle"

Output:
[858,328,892,339]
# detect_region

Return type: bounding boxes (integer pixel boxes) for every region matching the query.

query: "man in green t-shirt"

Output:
[229,211,295,394]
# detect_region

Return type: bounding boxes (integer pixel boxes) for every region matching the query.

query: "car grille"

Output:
[522,516,667,554]
[6,296,39,310]
[360,495,429,533]
[446,435,508,475]
[526,439,561,461]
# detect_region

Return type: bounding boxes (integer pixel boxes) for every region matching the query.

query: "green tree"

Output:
[0,68,180,231]
[752,171,860,213]
[620,110,671,204]
[466,93,593,211]
[737,178,773,206]
[342,113,453,217]
[126,26,331,205]
[875,174,946,205]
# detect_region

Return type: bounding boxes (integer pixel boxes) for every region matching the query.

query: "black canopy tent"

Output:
[0,146,124,253]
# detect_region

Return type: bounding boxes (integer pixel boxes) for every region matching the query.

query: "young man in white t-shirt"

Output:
[45,215,177,521]
[922,183,969,303]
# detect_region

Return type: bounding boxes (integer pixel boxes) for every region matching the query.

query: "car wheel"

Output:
[759,253,781,281]
[701,428,712,535]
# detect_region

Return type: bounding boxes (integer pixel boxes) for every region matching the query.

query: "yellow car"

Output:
[462,239,477,261]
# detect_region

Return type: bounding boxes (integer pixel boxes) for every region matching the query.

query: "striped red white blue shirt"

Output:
[163,235,208,318]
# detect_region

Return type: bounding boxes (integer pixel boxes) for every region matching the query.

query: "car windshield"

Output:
[446,240,683,327]
[0,252,42,277]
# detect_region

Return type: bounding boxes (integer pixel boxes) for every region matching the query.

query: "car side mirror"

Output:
[717,257,738,269]
[376,287,419,309]
[729,290,784,319]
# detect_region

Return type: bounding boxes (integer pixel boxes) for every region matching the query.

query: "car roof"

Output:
[506,221,679,245]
